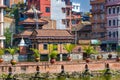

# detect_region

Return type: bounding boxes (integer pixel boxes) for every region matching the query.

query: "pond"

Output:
[1,73,120,80]
[48,75,120,80]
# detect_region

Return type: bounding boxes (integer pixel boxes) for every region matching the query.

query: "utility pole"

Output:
[32,6,39,29]
[0,0,6,48]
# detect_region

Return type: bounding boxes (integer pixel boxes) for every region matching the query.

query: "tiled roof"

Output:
[72,21,91,31]
[19,18,48,25]
[20,30,33,36]
[35,29,73,37]
[13,30,33,38]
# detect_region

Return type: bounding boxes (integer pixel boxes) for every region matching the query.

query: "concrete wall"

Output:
[51,0,66,29]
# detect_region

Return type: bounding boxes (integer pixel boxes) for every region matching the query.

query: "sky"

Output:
[71,0,91,12]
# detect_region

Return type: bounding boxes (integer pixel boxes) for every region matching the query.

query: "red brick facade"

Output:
[27,0,50,17]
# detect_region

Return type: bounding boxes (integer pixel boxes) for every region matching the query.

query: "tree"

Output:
[83,45,98,58]
[5,3,26,33]
[64,44,76,54]
[48,44,58,63]
[4,28,12,47]
[6,47,18,59]
[6,47,19,65]
[48,44,58,59]
[64,44,76,61]
[0,48,4,63]
[49,50,58,59]
[30,48,40,62]
[0,48,4,57]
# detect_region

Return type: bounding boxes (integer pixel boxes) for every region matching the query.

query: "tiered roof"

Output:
[19,7,48,26]
[24,8,42,14]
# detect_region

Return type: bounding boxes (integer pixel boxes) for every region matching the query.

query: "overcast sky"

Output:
[70,0,91,12]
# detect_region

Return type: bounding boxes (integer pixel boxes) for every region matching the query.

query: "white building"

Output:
[72,2,80,12]
[106,0,120,50]
[51,0,66,29]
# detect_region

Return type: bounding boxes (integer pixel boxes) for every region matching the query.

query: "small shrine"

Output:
[18,38,27,54]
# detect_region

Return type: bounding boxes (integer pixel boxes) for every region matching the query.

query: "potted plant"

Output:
[83,45,97,63]
[64,44,76,61]
[6,47,18,65]
[30,48,40,62]
[108,53,112,59]
[0,48,4,63]
[97,54,102,60]
[49,50,58,64]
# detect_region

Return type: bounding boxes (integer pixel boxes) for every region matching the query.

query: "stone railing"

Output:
[0,60,120,74]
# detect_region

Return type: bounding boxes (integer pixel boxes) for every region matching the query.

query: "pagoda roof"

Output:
[24,8,42,14]
[30,29,74,39]
[19,18,48,25]
[13,30,33,38]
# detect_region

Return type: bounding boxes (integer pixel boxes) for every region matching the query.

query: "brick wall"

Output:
[0,61,120,74]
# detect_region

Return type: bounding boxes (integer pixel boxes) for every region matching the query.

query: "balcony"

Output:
[62,5,72,9]
[90,0,105,5]
[106,0,120,6]
[91,9,105,14]
[91,19,106,24]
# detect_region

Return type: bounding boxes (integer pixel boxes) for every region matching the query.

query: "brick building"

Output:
[90,0,106,41]
[27,0,81,30]
[27,0,50,17]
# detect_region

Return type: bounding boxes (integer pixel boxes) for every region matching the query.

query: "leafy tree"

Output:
[0,48,4,58]
[49,50,58,59]
[6,47,19,59]
[4,28,12,47]
[64,44,76,54]
[83,45,98,58]
[5,3,26,33]
[30,48,40,58]
[48,44,58,59]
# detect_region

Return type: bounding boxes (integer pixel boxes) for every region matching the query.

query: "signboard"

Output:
[91,39,100,45]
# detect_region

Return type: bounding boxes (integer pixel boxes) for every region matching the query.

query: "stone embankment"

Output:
[0,60,120,74]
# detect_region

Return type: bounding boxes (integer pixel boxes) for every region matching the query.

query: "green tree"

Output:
[30,48,40,58]
[64,44,76,54]
[4,28,12,47]
[49,50,58,59]
[6,47,19,59]
[83,45,98,58]
[0,48,4,58]
[48,44,58,59]
[5,3,26,33]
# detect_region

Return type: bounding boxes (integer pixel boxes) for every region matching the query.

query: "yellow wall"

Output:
[38,43,68,54]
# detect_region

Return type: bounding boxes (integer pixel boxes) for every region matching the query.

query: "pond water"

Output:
[48,75,120,80]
